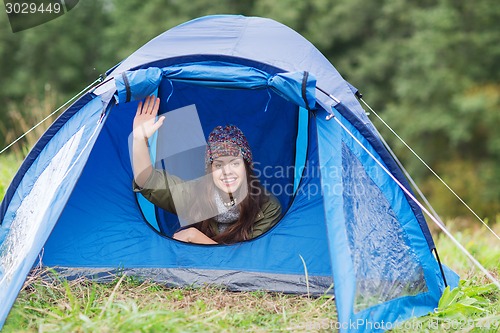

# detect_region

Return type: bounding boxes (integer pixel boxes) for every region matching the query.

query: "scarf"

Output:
[213,191,240,233]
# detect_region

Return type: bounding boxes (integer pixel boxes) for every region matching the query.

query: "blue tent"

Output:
[0,15,458,332]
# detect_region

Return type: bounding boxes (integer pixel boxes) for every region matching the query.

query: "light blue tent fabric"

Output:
[115,62,316,109]
[0,15,458,332]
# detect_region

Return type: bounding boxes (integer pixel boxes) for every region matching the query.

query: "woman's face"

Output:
[211,156,246,194]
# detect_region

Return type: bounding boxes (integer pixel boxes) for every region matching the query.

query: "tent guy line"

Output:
[0,75,105,156]
[329,111,500,290]
[359,98,500,243]
[373,125,445,226]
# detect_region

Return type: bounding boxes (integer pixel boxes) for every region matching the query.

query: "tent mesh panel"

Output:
[342,143,427,312]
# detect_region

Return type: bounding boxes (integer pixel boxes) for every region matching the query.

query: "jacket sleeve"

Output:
[251,194,282,238]
[132,169,190,214]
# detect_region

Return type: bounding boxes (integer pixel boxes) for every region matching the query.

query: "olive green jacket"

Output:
[133,169,281,238]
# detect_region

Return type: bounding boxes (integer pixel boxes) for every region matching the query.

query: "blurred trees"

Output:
[0,0,498,219]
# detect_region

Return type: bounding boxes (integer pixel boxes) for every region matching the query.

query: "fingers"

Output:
[151,97,160,115]
[152,116,165,132]
[173,230,187,241]
[137,95,161,116]
[147,96,160,115]
[136,101,143,116]
[142,95,152,114]
[144,95,154,113]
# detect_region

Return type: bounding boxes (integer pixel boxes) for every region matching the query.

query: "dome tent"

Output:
[0,15,458,332]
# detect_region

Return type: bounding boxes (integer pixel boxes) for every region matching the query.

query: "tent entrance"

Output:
[125,78,309,237]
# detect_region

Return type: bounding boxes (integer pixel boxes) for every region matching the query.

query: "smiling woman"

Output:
[132,96,282,245]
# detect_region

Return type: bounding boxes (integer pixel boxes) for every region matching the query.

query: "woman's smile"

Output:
[212,156,246,194]
[221,176,237,185]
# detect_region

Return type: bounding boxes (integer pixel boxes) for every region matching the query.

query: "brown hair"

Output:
[191,160,269,244]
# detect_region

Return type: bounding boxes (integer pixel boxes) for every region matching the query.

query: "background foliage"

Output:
[0,0,499,220]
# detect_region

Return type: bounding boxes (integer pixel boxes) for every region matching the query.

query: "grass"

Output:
[1,153,500,332]
[3,269,337,333]
[0,154,23,197]
[391,278,500,332]
[389,223,500,332]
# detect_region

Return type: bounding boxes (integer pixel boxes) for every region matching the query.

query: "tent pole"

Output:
[432,248,448,287]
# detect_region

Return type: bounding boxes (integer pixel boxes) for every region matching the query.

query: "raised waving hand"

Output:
[133,95,165,140]
[132,96,165,188]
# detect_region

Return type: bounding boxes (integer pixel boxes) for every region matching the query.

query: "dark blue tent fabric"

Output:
[128,76,303,235]
[0,15,459,333]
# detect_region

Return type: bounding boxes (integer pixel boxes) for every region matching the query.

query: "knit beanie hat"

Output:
[205,125,253,166]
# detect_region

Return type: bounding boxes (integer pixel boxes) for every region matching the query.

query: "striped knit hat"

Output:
[205,125,253,166]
